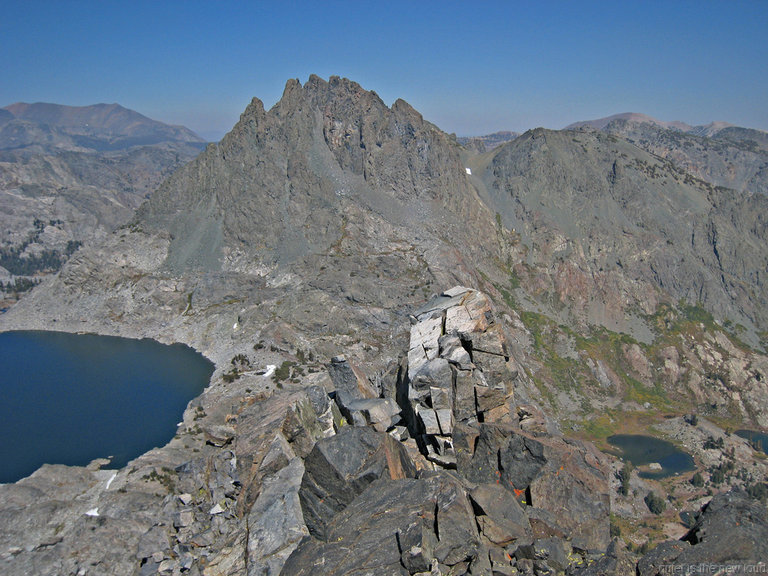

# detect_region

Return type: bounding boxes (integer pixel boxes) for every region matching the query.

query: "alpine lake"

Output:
[607,433,696,479]
[0,330,214,484]
[735,429,768,455]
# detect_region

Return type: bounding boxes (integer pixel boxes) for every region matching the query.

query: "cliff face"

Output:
[591,118,768,195]
[476,127,768,334]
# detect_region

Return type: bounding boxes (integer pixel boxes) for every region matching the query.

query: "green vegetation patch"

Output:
[520,309,673,413]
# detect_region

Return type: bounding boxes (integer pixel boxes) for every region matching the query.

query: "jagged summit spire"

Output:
[137,74,481,273]
[276,75,387,112]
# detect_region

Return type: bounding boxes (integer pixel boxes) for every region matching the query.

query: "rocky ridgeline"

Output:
[403,286,517,467]
[289,287,616,574]
[2,288,767,575]
[285,287,768,574]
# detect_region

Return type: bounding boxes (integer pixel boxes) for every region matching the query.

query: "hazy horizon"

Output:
[3,1,767,140]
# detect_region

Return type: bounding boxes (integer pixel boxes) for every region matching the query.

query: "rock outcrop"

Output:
[400,287,517,467]
[638,490,768,575]
[280,287,614,575]
[299,426,416,539]
[0,385,336,576]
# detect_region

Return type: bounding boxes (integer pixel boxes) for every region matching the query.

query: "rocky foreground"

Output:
[2,287,765,575]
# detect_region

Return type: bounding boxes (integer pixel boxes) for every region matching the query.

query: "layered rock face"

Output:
[136,74,490,274]
[592,117,768,195]
[637,490,768,575]
[480,127,768,335]
[401,287,517,466]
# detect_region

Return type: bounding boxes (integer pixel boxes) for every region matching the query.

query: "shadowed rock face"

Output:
[637,490,768,575]
[298,426,417,540]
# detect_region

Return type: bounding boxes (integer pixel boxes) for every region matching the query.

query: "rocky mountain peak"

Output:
[137,75,489,277]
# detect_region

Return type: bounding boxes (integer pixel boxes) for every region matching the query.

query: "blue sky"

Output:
[2,1,767,140]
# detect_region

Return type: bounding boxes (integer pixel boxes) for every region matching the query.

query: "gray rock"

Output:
[438,334,473,369]
[136,525,171,562]
[410,358,453,404]
[456,423,611,552]
[639,490,768,573]
[246,458,308,576]
[452,367,478,422]
[175,509,195,527]
[298,426,416,540]
[417,406,442,436]
[637,540,692,576]
[461,322,508,357]
[443,286,472,298]
[435,408,453,436]
[283,472,481,575]
[469,483,532,546]
[203,424,236,447]
[389,425,410,442]
[401,289,520,468]
[474,381,508,415]
[344,397,400,432]
[327,355,377,412]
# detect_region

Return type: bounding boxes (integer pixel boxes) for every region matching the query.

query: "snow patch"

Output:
[263,364,276,378]
[105,472,117,490]
[465,167,472,175]
[85,508,99,517]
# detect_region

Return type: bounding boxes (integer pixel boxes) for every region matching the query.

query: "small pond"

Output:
[736,430,768,454]
[607,434,695,479]
[0,330,214,484]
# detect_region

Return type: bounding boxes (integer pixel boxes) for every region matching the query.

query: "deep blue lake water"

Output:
[736,430,768,454]
[607,434,695,479]
[0,330,214,483]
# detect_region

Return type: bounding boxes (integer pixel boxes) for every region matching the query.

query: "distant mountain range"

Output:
[0,102,206,305]
[0,102,203,152]
[563,112,768,194]
[565,111,730,134]
[566,111,766,138]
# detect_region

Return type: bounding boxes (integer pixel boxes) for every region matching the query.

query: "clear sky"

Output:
[2,1,767,140]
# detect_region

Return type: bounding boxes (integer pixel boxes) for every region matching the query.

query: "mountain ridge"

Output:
[2,75,768,574]
[2,101,203,149]
[565,112,740,135]
[0,101,207,307]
